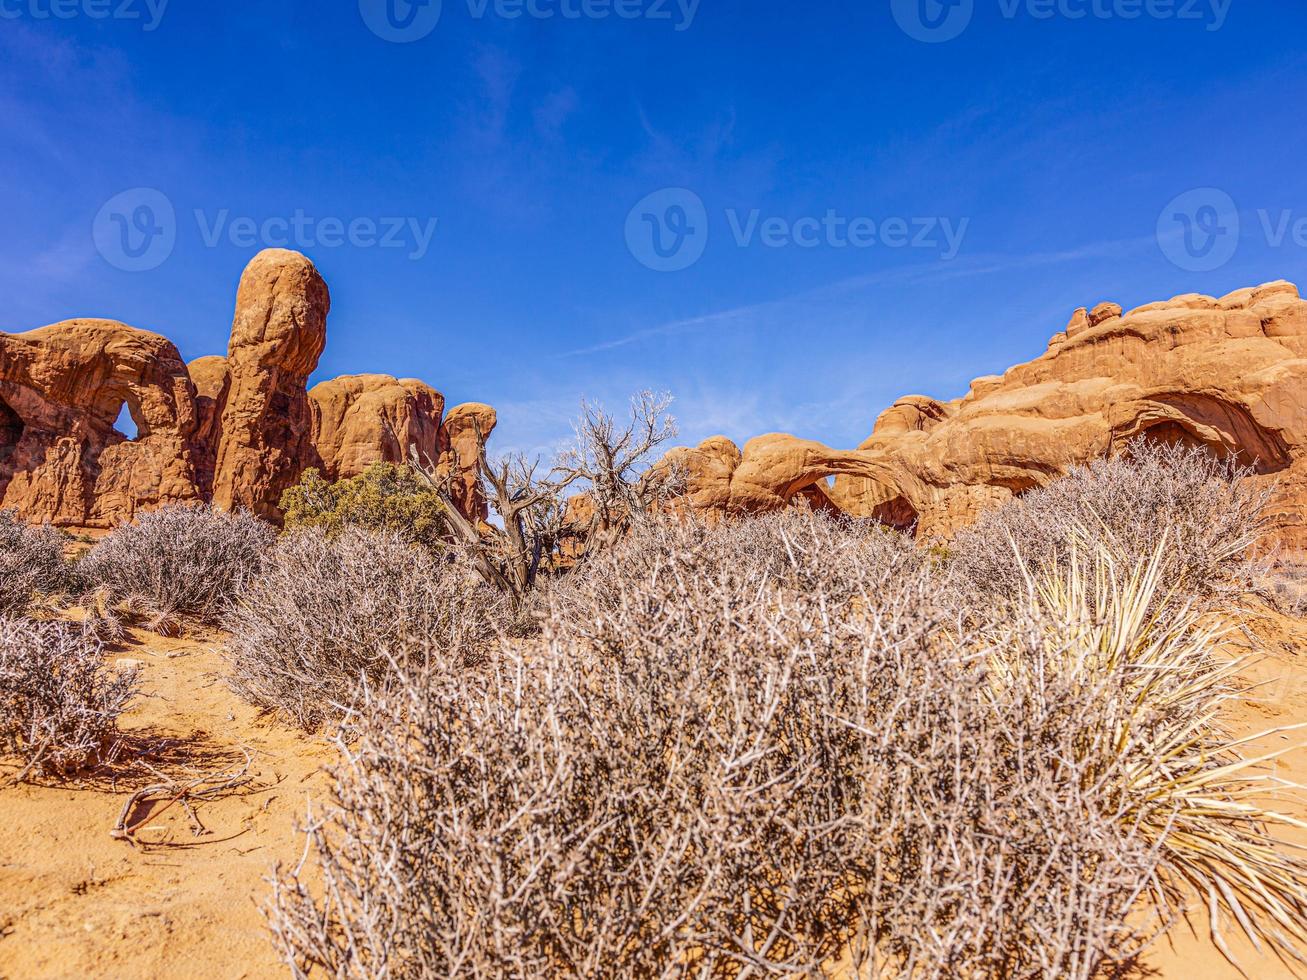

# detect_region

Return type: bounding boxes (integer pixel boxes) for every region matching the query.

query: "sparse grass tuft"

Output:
[1265,560,1307,618]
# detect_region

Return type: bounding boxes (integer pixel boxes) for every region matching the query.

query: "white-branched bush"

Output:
[223,527,502,730]
[265,501,1307,978]
[551,505,931,627]
[80,504,274,628]
[0,510,67,614]
[949,441,1271,604]
[0,616,137,779]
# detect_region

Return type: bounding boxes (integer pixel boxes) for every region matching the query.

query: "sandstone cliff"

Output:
[670,280,1307,548]
[0,320,202,526]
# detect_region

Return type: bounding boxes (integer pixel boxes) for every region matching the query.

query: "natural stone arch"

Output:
[869,493,919,532]
[110,397,147,443]
[1111,395,1291,475]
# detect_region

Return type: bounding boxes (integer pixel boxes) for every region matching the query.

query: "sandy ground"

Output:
[1145,602,1307,980]
[0,606,1303,979]
[0,629,333,979]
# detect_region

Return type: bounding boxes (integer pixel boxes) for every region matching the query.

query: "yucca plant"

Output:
[996,534,1307,971]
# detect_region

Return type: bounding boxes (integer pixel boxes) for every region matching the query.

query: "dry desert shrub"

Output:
[949,441,1271,603]
[267,510,1307,979]
[550,505,931,628]
[79,504,274,628]
[0,615,137,780]
[0,509,68,614]
[280,463,450,550]
[223,527,502,730]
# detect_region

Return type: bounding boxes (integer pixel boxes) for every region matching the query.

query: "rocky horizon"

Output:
[3,249,1305,548]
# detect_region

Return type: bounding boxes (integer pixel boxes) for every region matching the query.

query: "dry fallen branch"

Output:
[110,747,255,847]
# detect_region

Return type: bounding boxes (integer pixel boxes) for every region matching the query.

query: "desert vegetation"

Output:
[223,527,501,730]
[251,442,1307,978]
[80,504,274,631]
[948,443,1272,605]
[0,616,137,780]
[2,418,1305,977]
[0,509,67,614]
[280,462,449,550]
[1268,560,1307,618]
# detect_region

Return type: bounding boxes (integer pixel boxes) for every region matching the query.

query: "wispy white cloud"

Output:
[560,232,1157,360]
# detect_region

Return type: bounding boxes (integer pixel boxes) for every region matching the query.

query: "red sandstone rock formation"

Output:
[0,320,202,527]
[7,257,1303,541]
[309,374,445,482]
[436,403,497,524]
[672,280,1307,547]
[187,354,228,497]
[0,249,493,527]
[210,249,330,520]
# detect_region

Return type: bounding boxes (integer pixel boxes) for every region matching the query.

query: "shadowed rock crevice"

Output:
[1112,393,1292,475]
[0,395,23,499]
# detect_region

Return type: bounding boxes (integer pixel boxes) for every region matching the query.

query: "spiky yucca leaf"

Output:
[1002,535,1307,972]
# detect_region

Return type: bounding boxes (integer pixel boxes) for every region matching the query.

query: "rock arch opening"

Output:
[1121,395,1292,475]
[870,494,919,533]
[1133,420,1228,458]
[112,400,144,442]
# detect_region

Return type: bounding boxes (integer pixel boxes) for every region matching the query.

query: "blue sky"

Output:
[2,1,1305,459]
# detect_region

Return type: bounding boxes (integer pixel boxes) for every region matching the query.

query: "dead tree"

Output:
[555,390,681,554]
[412,391,679,598]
